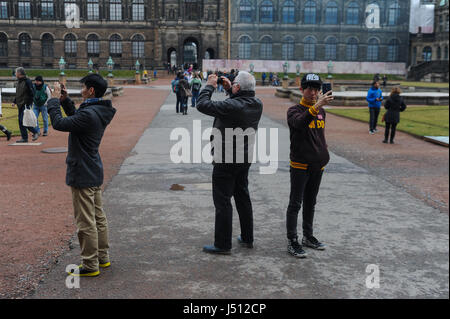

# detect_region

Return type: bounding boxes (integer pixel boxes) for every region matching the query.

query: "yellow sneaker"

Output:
[99,261,111,268]
[67,265,100,277]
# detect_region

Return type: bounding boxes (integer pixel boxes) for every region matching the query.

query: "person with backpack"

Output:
[172,73,183,114]
[33,75,51,136]
[190,72,202,108]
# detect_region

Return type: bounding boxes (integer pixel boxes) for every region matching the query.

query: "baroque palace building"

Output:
[0,0,228,70]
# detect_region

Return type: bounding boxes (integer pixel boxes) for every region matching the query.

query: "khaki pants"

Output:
[71,186,109,271]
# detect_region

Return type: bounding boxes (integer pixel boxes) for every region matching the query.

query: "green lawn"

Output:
[0,103,67,137]
[399,81,449,88]
[327,106,449,137]
[0,69,137,78]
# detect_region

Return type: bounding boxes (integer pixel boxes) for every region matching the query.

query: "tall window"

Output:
[346,37,358,61]
[446,15,449,32]
[444,46,448,60]
[18,1,31,19]
[282,1,295,23]
[260,1,274,23]
[260,36,272,59]
[282,36,294,60]
[304,1,316,24]
[367,38,379,61]
[110,0,122,21]
[132,0,145,21]
[185,0,199,20]
[110,34,122,57]
[387,39,399,61]
[0,33,7,56]
[87,0,100,20]
[325,37,337,60]
[238,36,251,59]
[388,2,400,26]
[42,33,53,57]
[0,2,7,19]
[304,36,316,60]
[87,34,99,57]
[437,46,441,60]
[19,33,31,56]
[325,1,338,24]
[239,0,252,22]
[41,1,54,19]
[422,46,432,62]
[346,2,359,25]
[64,33,77,57]
[132,34,144,58]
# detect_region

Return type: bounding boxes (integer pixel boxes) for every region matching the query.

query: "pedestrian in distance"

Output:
[178,74,190,115]
[197,71,263,255]
[190,72,202,108]
[382,74,388,89]
[47,74,116,277]
[32,75,51,136]
[366,81,383,135]
[382,87,407,144]
[261,72,267,86]
[11,67,39,143]
[286,73,333,258]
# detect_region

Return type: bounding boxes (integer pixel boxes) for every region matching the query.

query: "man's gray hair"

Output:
[15,67,26,76]
[234,71,256,91]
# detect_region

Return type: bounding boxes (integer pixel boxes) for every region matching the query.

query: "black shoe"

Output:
[203,245,231,255]
[237,236,253,248]
[67,265,100,277]
[15,139,28,143]
[287,238,307,258]
[43,132,48,136]
[382,139,388,143]
[32,133,39,141]
[390,140,394,144]
[5,130,11,141]
[302,236,326,250]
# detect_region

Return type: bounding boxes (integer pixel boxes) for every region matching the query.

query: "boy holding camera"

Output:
[286,73,333,258]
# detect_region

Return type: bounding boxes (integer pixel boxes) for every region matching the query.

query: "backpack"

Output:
[192,81,201,92]
[33,84,48,107]
[172,79,179,93]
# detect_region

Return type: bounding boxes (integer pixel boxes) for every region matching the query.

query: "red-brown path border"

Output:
[0,79,171,298]
[257,87,449,214]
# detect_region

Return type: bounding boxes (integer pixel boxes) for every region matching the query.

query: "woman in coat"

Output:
[383,87,406,144]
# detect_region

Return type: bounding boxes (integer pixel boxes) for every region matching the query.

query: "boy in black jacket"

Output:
[286,73,333,258]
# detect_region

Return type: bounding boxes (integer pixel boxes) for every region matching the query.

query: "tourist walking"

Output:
[366,81,383,134]
[32,75,51,136]
[383,87,407,144]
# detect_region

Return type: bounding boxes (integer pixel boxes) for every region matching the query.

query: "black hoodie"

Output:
[47,97,116,188]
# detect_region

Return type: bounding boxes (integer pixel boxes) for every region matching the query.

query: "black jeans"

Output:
[176,93,182,113]
[385,122,397,142]
[369,107,380,131]
[212,163,253,250]
[286,167,324,240]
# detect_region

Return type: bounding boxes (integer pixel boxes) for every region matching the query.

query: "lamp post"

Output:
[135,60,141,84]
[249,63,254,75]
[88,58,93,73]
[282,61,289,89]
[58,56,67,86]
[327,60,334,79]
[107,56,114,86]
[295,63,301,87]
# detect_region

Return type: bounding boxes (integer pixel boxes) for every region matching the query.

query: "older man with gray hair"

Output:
[12,67,39,143]
[197,71,263,255]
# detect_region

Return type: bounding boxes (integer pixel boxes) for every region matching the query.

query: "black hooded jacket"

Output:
[384,93,406,124]
[47,97,116,188]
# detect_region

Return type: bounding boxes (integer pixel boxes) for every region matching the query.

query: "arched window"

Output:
[0,33,7,56]
[304,36,316,60]
[260,36,272,59]
[325,37,337,60]
[185,0,199,20]
[325,1,338,24]
[18,1,31,19]
[87,34,99,57]
[110,34,122,57]
[388,2,400,26]
[346,2,359,25]
[422,46,432,62]
[19,33,31,57]
[87,0,100,20]
[110,0,122,21]
[304,1,316,24]
[260,1,274,23]
[64,33,77,57]
[346,37,358,61]
[132,34,144,58]
[282,36,295,60]
[282,1,295,23]
[239,0,252,23]
[367,38,379,61]
[132,0,144,21]
[42,33,54,57]
[387,39,399,62]
[238,36,251,59]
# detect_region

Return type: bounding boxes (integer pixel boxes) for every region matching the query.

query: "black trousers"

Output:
[286,167,324,240]
[369,107,381,131]
[385,122,397,141]
[175,93,182,113]
[212,163,253,250]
